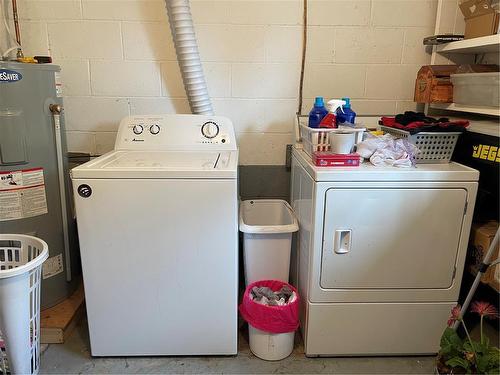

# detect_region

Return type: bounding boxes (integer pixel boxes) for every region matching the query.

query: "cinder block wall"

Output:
[15,0,437,165]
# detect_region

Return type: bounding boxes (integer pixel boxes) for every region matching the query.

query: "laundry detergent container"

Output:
[239,200,298,285]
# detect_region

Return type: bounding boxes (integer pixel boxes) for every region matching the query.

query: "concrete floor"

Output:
[40,319,438,374]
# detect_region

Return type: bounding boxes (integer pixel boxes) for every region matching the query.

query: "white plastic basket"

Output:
[380,126,461,164]
[0,235,48,375]
[297,116,365,156]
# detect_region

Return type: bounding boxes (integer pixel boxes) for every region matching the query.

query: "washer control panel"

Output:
[115,114,236,151]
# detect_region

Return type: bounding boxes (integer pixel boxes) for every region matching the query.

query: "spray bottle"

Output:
[336,97,356,125]
[319,99,346,128]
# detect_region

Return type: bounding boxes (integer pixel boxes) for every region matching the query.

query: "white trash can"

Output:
[0,234,49,375]
[239,200,299,285]
[248,325,295,361]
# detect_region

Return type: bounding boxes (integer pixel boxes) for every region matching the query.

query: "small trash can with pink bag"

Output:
[238,199,300,360]
[239,280,300,360]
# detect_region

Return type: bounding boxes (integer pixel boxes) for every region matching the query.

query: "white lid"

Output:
[239,199,299,234]
[71,150,238,179]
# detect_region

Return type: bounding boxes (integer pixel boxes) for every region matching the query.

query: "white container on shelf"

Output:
[248,325,295,361]
[451,72,500,108]
[239,200,299,285]
[299,124,365,156]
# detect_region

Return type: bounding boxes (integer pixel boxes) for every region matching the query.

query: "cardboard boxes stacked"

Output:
[467,221,499,292]
[460,0,500,39]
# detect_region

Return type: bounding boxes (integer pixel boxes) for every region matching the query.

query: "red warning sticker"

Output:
[0,167,48,221]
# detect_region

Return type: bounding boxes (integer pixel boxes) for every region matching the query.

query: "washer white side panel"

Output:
[305,302,454,356]
[73,178,238,356]
[290,157,315,340]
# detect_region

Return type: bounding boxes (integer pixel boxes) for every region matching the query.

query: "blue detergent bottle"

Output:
[336,97,356,125]
[308,97,328,128]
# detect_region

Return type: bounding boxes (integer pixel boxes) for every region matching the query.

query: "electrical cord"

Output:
[297,0,307,116]
[1,0,20,59]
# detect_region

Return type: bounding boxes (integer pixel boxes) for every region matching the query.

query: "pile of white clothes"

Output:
[356,134,419,168]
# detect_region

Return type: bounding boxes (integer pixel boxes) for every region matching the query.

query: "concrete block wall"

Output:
[14,0,438,165]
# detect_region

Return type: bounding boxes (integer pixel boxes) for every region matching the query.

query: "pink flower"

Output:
[447,305,461,327]
[471,301,499,319]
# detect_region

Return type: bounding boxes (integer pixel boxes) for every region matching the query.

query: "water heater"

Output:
[0,62,79,308]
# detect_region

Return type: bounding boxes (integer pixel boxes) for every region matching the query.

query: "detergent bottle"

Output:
[319,99,346,128]
[308,97,328,128]
[336,97,356,125]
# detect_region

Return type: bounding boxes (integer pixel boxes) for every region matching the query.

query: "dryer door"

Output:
[320,188,467,289]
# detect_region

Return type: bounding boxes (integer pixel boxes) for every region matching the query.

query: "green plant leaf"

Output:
[476,354,489,373]
[446,356,471,370]
[440,327,463,356]
[477,351,500,373]
[484,335,490,348]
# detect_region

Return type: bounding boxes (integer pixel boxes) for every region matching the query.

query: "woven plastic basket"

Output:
[380,126,461,164]
[0,235,49,375]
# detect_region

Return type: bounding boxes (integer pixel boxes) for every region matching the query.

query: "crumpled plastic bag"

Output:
[356,134,393,158]
[357,133,419,168]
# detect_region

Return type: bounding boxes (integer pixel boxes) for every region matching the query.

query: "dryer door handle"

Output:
[334,229,352,254]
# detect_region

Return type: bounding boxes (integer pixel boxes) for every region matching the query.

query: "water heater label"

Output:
[0,69,22,83]
[0,168,48,221]
[54,71,63,97]
[43,254,64,279]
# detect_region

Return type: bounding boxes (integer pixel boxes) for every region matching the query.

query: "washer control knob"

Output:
[201,121,219,139]
[132,124,144,135]
[150,124,160,135]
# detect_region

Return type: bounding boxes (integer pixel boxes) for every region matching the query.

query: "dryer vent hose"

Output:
[165,0,214,115]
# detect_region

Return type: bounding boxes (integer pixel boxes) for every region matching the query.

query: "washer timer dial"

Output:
[132,124,144,135]
[201,121,219,139]
[150,124,160,135]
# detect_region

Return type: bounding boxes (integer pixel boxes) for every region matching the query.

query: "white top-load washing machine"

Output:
[290,146,479,356]
[71,114,238,356]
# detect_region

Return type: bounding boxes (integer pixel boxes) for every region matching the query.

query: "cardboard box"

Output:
[467,221,499,284]
[489,263,499,292]
[459,0,500,39]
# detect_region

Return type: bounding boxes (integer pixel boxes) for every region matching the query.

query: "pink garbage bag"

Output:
[239,280,300,334]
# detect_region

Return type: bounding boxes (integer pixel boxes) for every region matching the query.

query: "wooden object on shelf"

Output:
[414,65,458,103]
[40,283,85,344]
[467,221,499,285]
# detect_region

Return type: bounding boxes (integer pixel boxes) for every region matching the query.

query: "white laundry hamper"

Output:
[0,235,48,375]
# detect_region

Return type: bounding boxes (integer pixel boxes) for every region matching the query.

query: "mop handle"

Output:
[453,227,500,330]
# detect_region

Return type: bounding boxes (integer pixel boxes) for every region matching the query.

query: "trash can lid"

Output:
[239,199,299,234]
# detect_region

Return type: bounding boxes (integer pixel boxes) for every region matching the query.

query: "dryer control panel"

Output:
[114,114,237,151]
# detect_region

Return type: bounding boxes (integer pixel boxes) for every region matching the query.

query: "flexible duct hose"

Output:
[165,0,214,115]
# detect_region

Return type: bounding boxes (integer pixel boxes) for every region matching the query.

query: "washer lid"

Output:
[71,150,238,179]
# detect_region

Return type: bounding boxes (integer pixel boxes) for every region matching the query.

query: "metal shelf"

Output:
[431,103,500,116]
[436,34,500,54]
